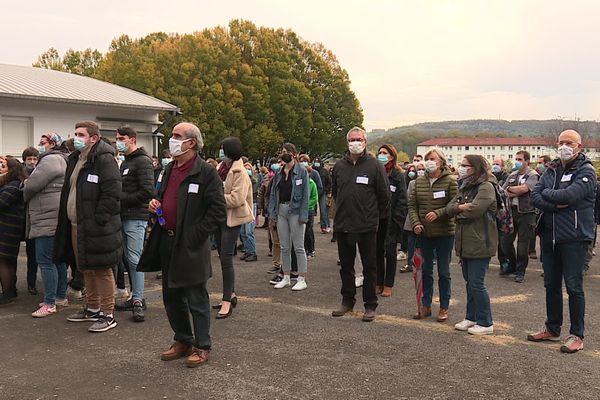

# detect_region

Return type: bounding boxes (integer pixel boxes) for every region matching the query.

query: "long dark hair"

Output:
[464,154,492,183]
[1,158,27,186]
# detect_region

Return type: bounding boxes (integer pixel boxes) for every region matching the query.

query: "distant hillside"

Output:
[368,119,600,156]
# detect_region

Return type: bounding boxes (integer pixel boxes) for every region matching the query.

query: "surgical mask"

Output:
[458,166,469,178]
[377,154,388,164]
[116,141,129,153]
[246,169,253,176]
[37,145,46,155]
[169,137,191,157]
[536,164,546,174]
[408,171,416,179]
[417,170,426,177]
[348,141,365,155]
[117,155,125,162]
[313,162,320,168]
[73,137,88,152]
[491,164,501,174]
[161,158,172,168]
[219,148,226,160]
[425,160,438,173]
[271,163,280,171]
[558,145,575,161]
[281,154,293,163]
[300,161,309,168]
[513,161,523,171]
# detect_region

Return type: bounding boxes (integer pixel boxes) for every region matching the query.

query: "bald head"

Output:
[172,122,203,150]
[557,129,583,163]
[558,129,582,145]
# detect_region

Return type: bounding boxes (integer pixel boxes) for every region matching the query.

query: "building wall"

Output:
[0,98,162,156]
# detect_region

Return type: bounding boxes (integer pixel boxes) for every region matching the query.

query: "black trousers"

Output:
[376,218,397,287]
[304,210,315,254]
[159,231,211,351]
[337,232,378,310]
[501,209,535,275]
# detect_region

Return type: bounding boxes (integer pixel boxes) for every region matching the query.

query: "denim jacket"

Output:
[267,163,310,223]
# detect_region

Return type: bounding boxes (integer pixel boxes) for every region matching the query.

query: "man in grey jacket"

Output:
[24,132,68,318]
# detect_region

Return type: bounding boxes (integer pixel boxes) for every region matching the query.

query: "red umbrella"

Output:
[413,247,423,317]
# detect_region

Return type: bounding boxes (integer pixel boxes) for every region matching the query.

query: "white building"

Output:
[416,137,600,167]
[0,64,179,157]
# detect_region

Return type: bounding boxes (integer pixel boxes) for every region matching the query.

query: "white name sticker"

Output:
[561,174,573,182]
[123,168,129,176]
[519,177,526,184]
[390,185,397,193]
[433,190,446,199]
[295,179,303,186]
[188,183,199,193]
[157,172,163,183]
[356,176,369,185]
[509,178,516,183]
[87,174,99,184]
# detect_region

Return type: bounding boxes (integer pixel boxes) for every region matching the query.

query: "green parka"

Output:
[408,169,457,237]
[445,176,498,259]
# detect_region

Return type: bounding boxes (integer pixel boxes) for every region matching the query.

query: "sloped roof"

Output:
[0,64,178,112]
[417,137,553,146]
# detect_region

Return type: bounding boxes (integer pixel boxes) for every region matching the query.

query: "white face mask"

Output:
[417,170,426,177]
[558,145,575,161]
[458,166,469,178]
[169,137,191,157]
[348,141,365,155]
[425,160,438,173]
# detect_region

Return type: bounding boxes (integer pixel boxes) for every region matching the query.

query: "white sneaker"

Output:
[397,251,407,261]
[467,324,494,335]
[32,304,57,318]
[454,319,476,331]
[291,277,307,291]
[274,276,291,289]
[115,288,129,299]
[355,276,364,288]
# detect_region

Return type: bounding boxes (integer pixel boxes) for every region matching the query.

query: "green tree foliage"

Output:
[34,20,363,159]
[33,47,102,77]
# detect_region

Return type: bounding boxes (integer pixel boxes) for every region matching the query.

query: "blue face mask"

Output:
[161,158,172,168]
[408,171,416,179]
[73,137,87,152]
[116,141,129,153]
[271,163,280,172]
[219,148,227,160]
[377,154,389,164]
[117,155,125,162]
[300,161,308,168]
[246,169,253,176]
[37,145,46,155]
[313,162,320,168]
[513,161,523,171]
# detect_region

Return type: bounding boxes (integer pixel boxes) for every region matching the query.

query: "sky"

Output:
[1,0,599,131]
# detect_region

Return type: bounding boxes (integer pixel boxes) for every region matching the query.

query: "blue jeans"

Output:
[319,195,329,229]
[35,236,67,305]
[420,235,454,309]
[240,204,257,255]
[278,203,307,274]
[461,258,493,327]
[406,230,416,267]
[542,238,587,338]
[122,219,147,300]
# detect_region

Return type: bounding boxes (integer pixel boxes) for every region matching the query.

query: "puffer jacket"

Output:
[120,147,155,220]
[408,168,457,237]
[23,149,67,239]
[446,176,498,258]
[531,153,597,244]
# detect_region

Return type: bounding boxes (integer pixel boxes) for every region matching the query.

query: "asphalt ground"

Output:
[2,221,600,400]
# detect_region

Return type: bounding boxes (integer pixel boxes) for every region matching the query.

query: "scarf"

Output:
[384,161,394,174]
[217,161,231,182]
[458,175,475,190]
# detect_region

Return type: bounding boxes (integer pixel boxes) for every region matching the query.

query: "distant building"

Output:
[0,64,179,156]
[416,137,600,166]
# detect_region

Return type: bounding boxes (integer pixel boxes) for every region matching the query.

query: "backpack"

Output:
[491,183,514,235]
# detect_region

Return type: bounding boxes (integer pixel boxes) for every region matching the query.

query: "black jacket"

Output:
[120,147,155,220]
[319,167,332,195]
[137,156,226,288]
[54,140,122,270]
[332,151,390,233]
[384,168,408,243]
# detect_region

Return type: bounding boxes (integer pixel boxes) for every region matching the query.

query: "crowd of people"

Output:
[0,122,596,367]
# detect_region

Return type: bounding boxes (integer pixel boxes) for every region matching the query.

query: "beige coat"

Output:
[221,159,254,227]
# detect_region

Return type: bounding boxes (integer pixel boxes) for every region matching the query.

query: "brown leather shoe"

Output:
[332,304,353,317]
[161,341,193,361]
[362,309,376,322]
[375,285,384,295]
[381,287,393,297]
[185,348,209,368]
[413,306,432,320]
[437,308,449,322]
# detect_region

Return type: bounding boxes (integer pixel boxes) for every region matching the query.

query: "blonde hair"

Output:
[424,148,448,169]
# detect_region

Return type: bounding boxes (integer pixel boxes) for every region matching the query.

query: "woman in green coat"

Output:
[445,155,498,336]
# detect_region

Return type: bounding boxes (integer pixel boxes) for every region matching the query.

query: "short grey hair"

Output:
[346,126,367,141]
[184,124,204,150]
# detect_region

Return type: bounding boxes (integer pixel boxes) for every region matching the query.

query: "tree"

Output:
[33,47,102,77]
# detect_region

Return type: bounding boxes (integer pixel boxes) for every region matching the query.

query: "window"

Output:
[500,146,505,150]
[457,146,462,151]
[465,146,470,150]
[509,146,513,151]
[508,154,513,159]
[1,116,32,156]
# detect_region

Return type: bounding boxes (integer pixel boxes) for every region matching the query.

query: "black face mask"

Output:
[281,154,293,163]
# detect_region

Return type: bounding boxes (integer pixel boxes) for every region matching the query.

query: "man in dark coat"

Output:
[138,122,226,368]
[55,120,122,333]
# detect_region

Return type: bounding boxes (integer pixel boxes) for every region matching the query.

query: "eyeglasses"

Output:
[155,207,166,226]
[460,164,472,168]
[348,138,364,143]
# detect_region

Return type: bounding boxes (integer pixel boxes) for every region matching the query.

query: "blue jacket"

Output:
[267,163,310,223]
[531,153,597,244]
